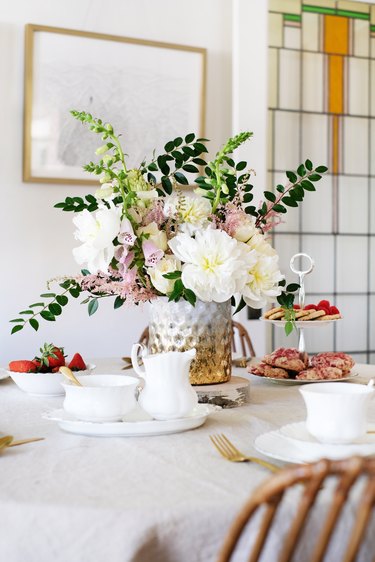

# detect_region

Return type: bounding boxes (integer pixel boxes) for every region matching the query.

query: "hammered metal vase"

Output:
[148,298,232,385]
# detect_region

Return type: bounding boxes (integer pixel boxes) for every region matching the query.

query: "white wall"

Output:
[0,0,232,364]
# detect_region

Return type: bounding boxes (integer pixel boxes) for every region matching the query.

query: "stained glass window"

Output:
[268,0,375,361]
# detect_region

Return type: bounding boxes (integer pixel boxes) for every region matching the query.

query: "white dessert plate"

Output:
[250,371,358,385]
[42,404,219,437]
[261,318,341,329]
[254,421,375,463]
[7,364,96,397]
[0,369,10,381]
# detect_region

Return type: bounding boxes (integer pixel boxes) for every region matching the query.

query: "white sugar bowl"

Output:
[62,374,138,422]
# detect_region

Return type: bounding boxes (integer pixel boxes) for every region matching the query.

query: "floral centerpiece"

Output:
[11,111,327,383]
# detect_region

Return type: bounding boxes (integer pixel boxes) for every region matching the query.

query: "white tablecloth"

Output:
[1,361,375,562]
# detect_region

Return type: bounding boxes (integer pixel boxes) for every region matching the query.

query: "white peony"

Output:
[242,254,284,309]
[72,207,121,273]
[247,232,277,256]
[169,229,252,302]
[148,255,181,294]
[137,222,168,251]
[164,194,212,235]
[232,216,258,243]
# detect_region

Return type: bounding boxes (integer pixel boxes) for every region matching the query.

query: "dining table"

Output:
[1,359,375,562]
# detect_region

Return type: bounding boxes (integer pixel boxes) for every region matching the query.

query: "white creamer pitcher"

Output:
[131,343,198,420]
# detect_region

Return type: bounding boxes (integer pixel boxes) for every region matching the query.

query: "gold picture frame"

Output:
[23,24,206,185]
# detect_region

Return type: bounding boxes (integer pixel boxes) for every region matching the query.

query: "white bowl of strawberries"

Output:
[7,343,95,397]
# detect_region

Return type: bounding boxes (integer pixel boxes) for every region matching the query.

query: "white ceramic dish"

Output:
[250,371,358,385]
[43,404,218,437]
[254,421,375,464]
[62,374,139,422]
[8,364,96,397]
[261,318,341,329]
[0,369,10,381]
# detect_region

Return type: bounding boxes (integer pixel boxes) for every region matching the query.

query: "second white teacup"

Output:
[299,382,374,444]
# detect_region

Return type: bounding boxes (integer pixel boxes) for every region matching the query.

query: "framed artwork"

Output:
[23,24,206,185]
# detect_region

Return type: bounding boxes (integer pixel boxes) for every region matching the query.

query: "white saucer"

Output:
[0,369,10,381]
[254,421,375,463]
[261,318,341,329]
[42,404,219,437]
[251,372,358,385]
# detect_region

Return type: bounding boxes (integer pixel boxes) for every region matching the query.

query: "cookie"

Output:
[299,309,326,321]
[311,352,354,373]
[264,307,283,319]
[268,311,285,320]
[249,362,289,379]
[264,347,308,372]
[294,310,311,319]
[317,314,341,321]
[296,366,344,380]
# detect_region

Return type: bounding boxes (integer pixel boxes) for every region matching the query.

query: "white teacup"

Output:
[62,374,138,422]
[299,382,374,444]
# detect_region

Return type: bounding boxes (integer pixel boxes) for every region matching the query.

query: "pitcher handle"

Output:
[131,343,146,377]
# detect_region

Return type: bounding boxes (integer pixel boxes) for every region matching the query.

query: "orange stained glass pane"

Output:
[324,15,349,55]
[328,55,344,114]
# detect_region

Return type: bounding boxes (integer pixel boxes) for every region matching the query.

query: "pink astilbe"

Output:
[257,200,284,233]
[78,270,158,305]
[220,205,249,237]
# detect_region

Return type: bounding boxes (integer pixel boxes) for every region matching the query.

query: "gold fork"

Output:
[210,433,280,473]
[0,435,44,452]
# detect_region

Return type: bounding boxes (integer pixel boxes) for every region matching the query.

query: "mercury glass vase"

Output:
[148,298,232,385]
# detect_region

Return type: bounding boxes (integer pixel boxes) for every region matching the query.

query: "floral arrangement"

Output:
[11,111,327,335]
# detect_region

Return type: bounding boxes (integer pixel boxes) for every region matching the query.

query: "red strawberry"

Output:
[293,304,300,310]
[68,353,86,371]
[8,360,37,373]
[34,343,65,372]
[304,304,317,311]
[317,305,330,314]
[317,300,330,309]
[329,306,340,315]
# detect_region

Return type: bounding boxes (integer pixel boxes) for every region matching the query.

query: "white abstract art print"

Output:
[23,24,206,184]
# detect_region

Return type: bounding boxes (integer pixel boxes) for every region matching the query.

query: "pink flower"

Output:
[114,246,134,275]
[142,240,164,267]
[118,217,136,246]
[122,266,137,288]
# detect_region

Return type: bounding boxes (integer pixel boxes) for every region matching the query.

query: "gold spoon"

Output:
[0,435,14,451]
[59,366,82,386]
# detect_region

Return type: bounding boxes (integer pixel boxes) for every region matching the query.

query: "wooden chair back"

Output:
[218,456,375,562]
[138,321,256,358]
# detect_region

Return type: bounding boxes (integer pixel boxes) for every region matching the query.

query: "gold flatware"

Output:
[8,437,45,447]
[59,366,82,386]
[0,435,13,451]
[210,433,280,473]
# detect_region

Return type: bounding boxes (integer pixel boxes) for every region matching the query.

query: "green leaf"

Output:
[40,293,56,298]
[114,296,124,309]
[148,162,158,172]
[29,318,39,331]
[157,156,170,175]
[276,184,285,193]
[164,141,175,152]
[88,299,99,316]
[286,171,297,183]
[184,288,196,306]
[243,193,253,203]
[185,133,195,143]
[282,197,298,207]
[40,311,55,322]
[309,173,322,182]
[10,319,24,323]
[273,204,287,213]
[174,172,189,185]
[69,288,80,298]
[19,310,33,315]
[81,269,90,276]
[29,302,44,308]
[56,295,69,306]
[193,142,208,153]
[264,191,276,203]
[289,188,303,202]
[297,164,306,177]
[245,206,257,216]
[231,296,236,307]
[284,321,294,336]
[11,325,23,334]
[234,297,247,315]
[286,283,300,292]
[49,303,62,316]
[316,165,328,173]
[182,164,199,173]
[163,271,182,280]
[161,176,173,195]
[301,179,315,191]
[192,158,206,166]
[236,161,247,171]
[305,159,313,171]
[59,281,71,290]
[174,137,183,147]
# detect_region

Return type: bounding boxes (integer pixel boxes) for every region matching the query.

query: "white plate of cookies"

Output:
[262,300,342,327]
[248,349,357,385]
